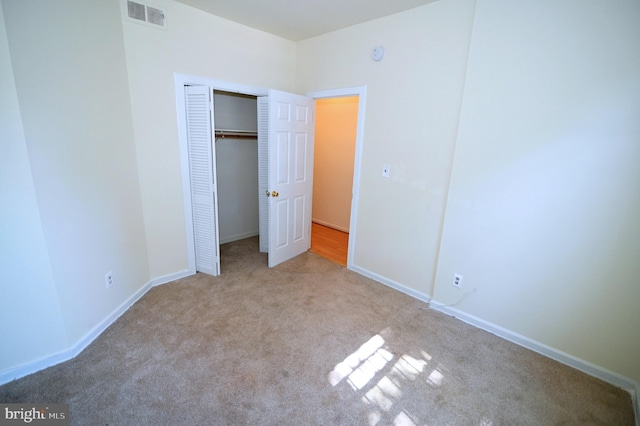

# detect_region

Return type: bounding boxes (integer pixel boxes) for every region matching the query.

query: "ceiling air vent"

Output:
[126,1,166,29]
[146,6,165,27]
[127,1,146,22]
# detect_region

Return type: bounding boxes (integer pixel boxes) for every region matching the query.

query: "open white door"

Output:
[185,85,220,276]
[261,89,315,268]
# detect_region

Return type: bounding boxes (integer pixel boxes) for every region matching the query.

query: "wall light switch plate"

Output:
[382,165,390,178]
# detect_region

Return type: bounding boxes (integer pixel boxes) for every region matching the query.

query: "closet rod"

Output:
[214,129,258,140]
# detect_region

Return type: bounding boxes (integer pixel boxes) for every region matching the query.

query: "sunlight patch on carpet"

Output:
[328,330,441,425]
[328,334,389,387]
[426,368,444,386]
[394,410,417,426]
[392,355,427,381]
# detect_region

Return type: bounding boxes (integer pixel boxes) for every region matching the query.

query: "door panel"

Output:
[276,132,289,184]
[265,89,315,268]
[276,199,289,248]
[293,196,305,241]
[294,134,307,182]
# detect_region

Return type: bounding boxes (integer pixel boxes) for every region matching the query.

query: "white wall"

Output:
[297,0,477,295]
[313,97,358,232]
[0,3,69,372]
[434,0,640,383]
[214,92,259,244]
[2,0,149,351]
[120,0,296,278]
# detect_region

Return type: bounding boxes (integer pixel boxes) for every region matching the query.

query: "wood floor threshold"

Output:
[310,222,348,266]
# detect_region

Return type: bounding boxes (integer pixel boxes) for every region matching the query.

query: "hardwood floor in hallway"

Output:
[310,222,348,266]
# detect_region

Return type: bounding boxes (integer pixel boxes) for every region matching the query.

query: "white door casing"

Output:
[184,85,220,276]
[263,89,315,268]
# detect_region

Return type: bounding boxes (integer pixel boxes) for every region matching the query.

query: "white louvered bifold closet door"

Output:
[185,85,220,276]
[258,96,269,253]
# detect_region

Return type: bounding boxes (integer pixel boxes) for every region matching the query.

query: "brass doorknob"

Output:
[272,191,279,198]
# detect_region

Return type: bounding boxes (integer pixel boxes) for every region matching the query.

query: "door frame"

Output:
[174,73,267,274]
[307,86,367,269]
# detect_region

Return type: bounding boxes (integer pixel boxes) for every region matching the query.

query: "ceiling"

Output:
[173,0,438,41]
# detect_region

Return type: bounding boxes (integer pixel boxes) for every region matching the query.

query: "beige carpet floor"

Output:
[0,237,634,425]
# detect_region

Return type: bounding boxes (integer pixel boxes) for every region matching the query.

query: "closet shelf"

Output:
[214,129,258,140]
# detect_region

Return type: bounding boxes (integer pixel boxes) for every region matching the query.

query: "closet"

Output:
[213,90,259,244]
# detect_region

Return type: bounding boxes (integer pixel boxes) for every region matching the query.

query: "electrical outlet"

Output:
[452,273,463,289]
[105,271,113,289]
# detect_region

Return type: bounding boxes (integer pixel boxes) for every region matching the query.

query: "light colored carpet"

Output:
[0,237,634,425]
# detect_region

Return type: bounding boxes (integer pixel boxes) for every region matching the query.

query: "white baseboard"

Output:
[150,269,192,287]
[0,269,193,386]
[348,264,431,304]
[430,300,639,423]
[312,219,349,233]
[0,350,71,387]
[343,264,638,424]
[219,231,259,245]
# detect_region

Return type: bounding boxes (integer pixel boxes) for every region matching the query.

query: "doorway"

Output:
[308,86,367,269]
[310,96,359,266]
[213,90,259,246]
